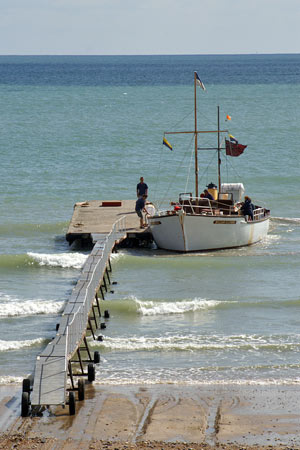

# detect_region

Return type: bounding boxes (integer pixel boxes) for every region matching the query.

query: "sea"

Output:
[0,54,300,386]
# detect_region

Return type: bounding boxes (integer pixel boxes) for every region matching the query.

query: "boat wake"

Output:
[271,216,300,225]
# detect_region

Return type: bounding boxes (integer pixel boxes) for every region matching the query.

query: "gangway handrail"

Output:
[65,215,126,358]
[30,215,126,409]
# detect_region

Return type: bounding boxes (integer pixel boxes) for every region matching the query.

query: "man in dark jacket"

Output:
[135,194,147,228]
[137,177,148,198]
[241,196,254,221]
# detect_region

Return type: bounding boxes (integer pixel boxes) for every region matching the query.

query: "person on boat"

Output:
[203,189,214,200]
[241,196,254,221]
[137,177,148,198]
[135,195,147,228]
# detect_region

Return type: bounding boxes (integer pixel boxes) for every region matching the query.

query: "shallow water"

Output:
[0,55,299,385]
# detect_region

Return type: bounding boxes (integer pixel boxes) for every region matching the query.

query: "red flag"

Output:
[225,139,247,157]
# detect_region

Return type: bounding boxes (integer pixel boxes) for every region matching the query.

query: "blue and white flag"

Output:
[195,72,206,91]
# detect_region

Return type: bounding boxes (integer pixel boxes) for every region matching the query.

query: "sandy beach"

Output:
[1,383,300,449]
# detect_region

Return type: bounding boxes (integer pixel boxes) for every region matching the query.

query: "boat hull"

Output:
[148,212,270,252]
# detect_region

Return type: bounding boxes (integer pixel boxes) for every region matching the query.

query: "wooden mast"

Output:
[194,72,199,197]
[164,75,227,197]
[217,106,221,192]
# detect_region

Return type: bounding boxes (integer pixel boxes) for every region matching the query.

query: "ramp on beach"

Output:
[30,227,123,410]
[27,200,152,415]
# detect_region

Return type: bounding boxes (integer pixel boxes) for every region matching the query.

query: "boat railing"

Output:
[157,195,241,217]
[179,195,214,215]
[253,207,266,221]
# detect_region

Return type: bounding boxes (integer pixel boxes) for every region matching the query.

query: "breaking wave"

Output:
[104,296,224,316]
[104,296,300,317]
[0,295,65,317]
[0,252,88,269]
[91,333,300,353]
[0,337,46,352]
[135,297,222,316]
[27,252,88,269]
[0,376,24,385]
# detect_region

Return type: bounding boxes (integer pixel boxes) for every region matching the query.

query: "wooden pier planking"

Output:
[66,199,148,244]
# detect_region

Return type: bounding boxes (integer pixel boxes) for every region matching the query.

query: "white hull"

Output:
[149,212,270,252]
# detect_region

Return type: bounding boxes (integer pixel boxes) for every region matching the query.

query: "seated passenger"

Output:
[203,189,214,200]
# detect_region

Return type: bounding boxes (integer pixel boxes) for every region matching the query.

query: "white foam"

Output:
[91,334,218,351]
[0,376,23,385]
[93,377,300,386]
[133,297,222,316]
[0,298,65,317]
[109,252,124,261]
[0,338,45,352]
[27,252,88,269]
[271,217,300,225]
[92,333,300,352]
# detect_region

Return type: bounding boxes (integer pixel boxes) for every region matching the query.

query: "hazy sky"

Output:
[1,0,299,55]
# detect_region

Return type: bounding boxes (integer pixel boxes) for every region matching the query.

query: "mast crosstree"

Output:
[163,73,228,197]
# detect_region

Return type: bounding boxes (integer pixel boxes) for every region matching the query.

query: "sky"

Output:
[1,0,299,55]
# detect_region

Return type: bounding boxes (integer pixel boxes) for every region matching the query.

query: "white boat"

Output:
[148,73,270,252]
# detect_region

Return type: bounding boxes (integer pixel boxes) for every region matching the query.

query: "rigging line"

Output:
[198,150,218,188]
[184,135,196,193]
[169,104,214,132]
[157,134,194,208]
[170,108,196,131]
[153,141,164,204]
[196,106,221,125]
[225,147,229,183]
[197,136,227,189]
[197,110,213,124]
[223,153,243,181]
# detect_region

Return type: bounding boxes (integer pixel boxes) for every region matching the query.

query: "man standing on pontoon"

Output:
[135,194,147,228]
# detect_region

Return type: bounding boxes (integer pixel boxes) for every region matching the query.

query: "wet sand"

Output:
[1,384,300,449]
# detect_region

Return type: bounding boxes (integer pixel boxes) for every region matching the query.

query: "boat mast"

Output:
[164,75,227,197]
[194,72,199,197]
[217,106,221,192]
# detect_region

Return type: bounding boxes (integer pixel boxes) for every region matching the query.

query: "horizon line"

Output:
[0,52,299,57]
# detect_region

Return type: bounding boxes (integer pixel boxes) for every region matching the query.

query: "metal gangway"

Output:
[21,217,126,416]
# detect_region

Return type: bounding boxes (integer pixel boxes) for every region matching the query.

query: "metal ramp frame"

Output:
[22,217,126,416]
